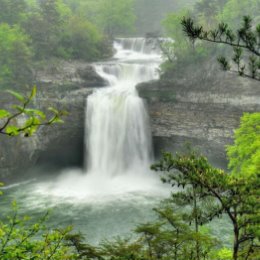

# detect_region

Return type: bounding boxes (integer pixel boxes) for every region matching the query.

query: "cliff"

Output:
[0,60,103,182]
[138,59,260,168]
[1,58,259,183]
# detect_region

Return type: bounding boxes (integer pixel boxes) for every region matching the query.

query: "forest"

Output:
[0,0,259,260]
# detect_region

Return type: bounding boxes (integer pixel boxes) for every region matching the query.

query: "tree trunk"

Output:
[233,222,239,260]
[193,187,200,260]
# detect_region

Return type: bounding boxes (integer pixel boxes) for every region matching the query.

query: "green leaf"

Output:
[48,107,59,115]
[0,182,3,195]
[24,125,39,136]
[60,110,69,116]
[30,86,37,99]
[12,200,17,209]
[0,109,10,119]
[24,117,41,128]
[24,117,33,127]
[5,125,19,136]
[52,117,64,124]
[32,117,41,125]
[6,90,26,103]
[12,105,24,113]
[24,109,46,119]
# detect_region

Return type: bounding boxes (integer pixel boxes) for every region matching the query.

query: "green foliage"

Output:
[181,15,260,80]
[0,86,67,137]
[96,0,136,38]
[162,9,192,61]
[194,0,228,28]
[0,0,112,63]
[211,248,233,260]
[227,113,260,178]
[0,0,132,78]
[60,16,107,61]
[161,7,216,75]
[0,23,33,88]
[64,204,219,260]
[162,0,260,79]
[64,0,136,38]
[23,0,71,59]
[219,0,260,28]
[135,205,218,260]
[0,0,27,25]
[100,238,144,260]
[152,150,259,260]
[218,56,231,70]
[0,203,76,260]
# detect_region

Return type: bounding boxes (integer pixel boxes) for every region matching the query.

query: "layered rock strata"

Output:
[138,62,260,168]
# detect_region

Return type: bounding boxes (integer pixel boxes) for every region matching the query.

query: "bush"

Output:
[60,16,107,61]
[0,202,76,260]
[0,24,33,89]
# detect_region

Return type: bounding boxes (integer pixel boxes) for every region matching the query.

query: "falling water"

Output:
[86,38,161,177]
[0,38,174,244]
[0,38,232,244]
[7,38,166,203]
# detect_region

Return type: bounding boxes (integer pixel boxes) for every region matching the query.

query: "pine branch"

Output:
[181,17,260,56]
[181,16,260,81]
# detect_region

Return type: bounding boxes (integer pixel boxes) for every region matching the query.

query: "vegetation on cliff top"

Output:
[161,0,260,79]
[0,0,137,90]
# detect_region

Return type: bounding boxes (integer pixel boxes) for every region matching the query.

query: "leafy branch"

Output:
[0,86,67,137]
[181,16,260,80]
[0,202,75,260]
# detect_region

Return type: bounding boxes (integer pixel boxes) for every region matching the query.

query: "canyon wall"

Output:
[0,61,102,182]
[1,58,259,183]
[138,59,260,168]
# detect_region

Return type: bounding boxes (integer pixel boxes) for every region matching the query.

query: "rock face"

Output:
[35,60,107,89]
[1,57,259,182]
[138,60,260,168]
[0,60,104,183]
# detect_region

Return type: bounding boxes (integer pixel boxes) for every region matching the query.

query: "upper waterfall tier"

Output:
[114,37,162,62]
[115,38,161,54]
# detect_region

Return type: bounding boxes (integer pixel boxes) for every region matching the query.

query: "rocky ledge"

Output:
[1,58,259,182]
[138,59,260,168]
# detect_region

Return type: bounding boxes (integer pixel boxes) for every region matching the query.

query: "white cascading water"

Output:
[1,38,230,245]
[32,38,167,201]
[86,38,161,177]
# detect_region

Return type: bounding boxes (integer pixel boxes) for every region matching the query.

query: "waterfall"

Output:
[86,38,162,177]
[32,38,165,201]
